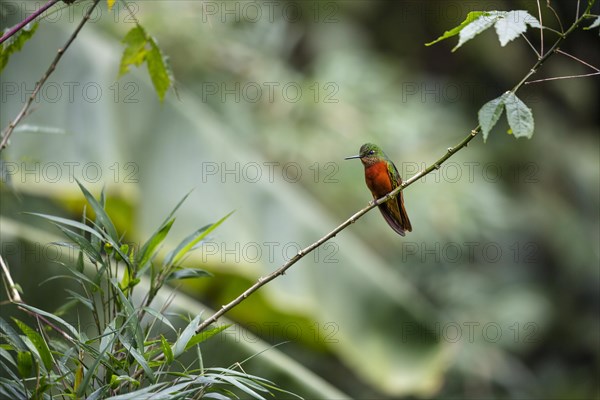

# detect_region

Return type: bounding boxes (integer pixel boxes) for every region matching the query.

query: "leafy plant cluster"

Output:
[0,182,298,399]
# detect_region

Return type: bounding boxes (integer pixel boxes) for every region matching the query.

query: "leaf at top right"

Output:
[495,10,542,47]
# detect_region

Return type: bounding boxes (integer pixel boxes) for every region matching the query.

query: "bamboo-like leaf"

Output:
[0,317,28,351]
[171,314,202,358]
[167,268,212,281]
[16,351,33,377]
[120,334,155,382]
[164,211,234,268]
[13,319,53,372]
[142,307,176,333]
[137,217,174,269]
[75,179,119,242]
[184,325,230,351]
[18,303,80,340]
[26,212,104,241]
[55,225,103,264]
[160,335,174,364]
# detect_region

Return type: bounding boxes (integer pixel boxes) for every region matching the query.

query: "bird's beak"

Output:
[344,154,361,160]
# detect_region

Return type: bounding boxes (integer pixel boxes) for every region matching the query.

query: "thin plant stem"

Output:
[0,0,102,151]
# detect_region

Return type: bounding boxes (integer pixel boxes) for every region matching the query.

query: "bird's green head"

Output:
[345,143,388,166]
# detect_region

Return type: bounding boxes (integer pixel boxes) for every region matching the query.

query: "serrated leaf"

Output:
[585,16,600,31]
[167,268,212,281]
[146,39,171,101]
[119,26,148,77]
[0,22,38,72]
[13,319,53,372]
[164,211,233,268]
[172,314,202,358]
[185,324,230,350]
[478,92,509,142]
[118,25,173,101]
[504,92,534,139]
[494,10,540,46]
[425,11,485,46]
[454,11,502,51]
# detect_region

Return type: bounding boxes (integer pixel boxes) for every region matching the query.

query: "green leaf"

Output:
[216,375,268,400]
[142,307,176,333]
[164,211,234,268]
[110,281,145,351]
[0,22,39,72]
[26,212,105,242]
[55,225,103,264]
[185,325,230,351]
[18,304,80,340]
[118,25,173,101]
[504,92,534,139]
[16,351,33,377]
[120,334,155,382]
[0,317,28,351]
[167,268,212,281]
[429,10,542,51]
[160,335,174,364]
[13,319,53,372]
[75,179,119,242]
[146,39,171,101]
[119,26,148,77]
[425,12,485,46]
[137,217,174,270]
[494,10,541,46]
[478,92,509,142]
[172,314,202,358]
[454,11,502,51]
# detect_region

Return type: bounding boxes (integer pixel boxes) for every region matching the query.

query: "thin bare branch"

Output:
[525,71,600,84]
[546,0,564,32]
[556,49,600,72]
[0,0,102,152]
[536,0,544,56]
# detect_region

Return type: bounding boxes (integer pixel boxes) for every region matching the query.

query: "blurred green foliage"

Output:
[1,0,599,398]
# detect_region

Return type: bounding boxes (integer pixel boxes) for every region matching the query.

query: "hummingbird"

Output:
[345,143,412,236]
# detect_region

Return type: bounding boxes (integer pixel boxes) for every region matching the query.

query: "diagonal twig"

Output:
[0,0,101,152]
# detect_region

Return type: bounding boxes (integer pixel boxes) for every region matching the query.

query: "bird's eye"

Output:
[369,150,375,155]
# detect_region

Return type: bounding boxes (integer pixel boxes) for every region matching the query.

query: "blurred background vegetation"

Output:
[1,0,599,398]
